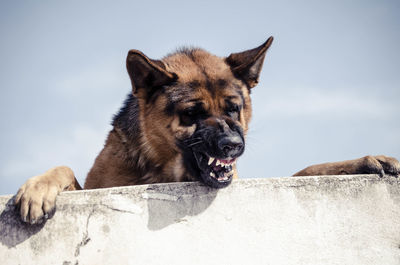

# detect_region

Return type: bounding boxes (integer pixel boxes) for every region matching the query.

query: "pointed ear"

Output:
[126,50,177,94]
[226,36,273,89]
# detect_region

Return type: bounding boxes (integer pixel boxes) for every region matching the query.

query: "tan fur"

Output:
[83,49,253,190]
[14,37,400,224]
[294,155,400,177]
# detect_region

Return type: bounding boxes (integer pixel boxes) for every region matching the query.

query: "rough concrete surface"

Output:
[0,175,399,265]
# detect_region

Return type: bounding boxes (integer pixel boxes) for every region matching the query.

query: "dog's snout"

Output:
[218,135,244,157]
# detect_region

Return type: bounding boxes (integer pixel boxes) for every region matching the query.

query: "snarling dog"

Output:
[15,37,400,224]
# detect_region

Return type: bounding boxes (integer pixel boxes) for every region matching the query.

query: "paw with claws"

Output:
[294,155,400,177]
[14,166,80,224]
[15,177,59,224]
[370,155,400,177]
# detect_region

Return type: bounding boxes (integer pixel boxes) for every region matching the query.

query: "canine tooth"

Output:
[210,172,215,177]
[216,160,221,166]
[208,157,215,165]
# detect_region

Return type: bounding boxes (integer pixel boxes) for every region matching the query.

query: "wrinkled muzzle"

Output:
[183,118,245,189]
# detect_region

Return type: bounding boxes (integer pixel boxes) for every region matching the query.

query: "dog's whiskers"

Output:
[185,137,202,141]
[184,137,202,144]
[187,141,203,147]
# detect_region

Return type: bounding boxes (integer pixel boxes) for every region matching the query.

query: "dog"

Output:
[15,37,400,224]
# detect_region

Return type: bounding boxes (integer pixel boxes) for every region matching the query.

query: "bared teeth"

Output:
[218,173,232,181]
[208,157,237,168]
[210,172,215,178]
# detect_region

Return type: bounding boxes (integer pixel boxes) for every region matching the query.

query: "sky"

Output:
[0,0,399,195]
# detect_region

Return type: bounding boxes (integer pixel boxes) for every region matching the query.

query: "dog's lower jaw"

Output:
[199,170,234,189]
[193,152,236,189]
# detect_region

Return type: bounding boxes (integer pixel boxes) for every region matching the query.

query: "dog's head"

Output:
[126,37,273,188]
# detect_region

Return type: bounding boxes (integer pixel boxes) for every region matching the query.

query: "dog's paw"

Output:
[14,175,60,224]
[361,155,400,177]
[374,155,400,176]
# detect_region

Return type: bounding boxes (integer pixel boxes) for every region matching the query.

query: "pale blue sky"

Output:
[1,0,399,194]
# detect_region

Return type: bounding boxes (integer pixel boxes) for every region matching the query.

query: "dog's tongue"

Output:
[212,165,224,172]
[220,158,235,164]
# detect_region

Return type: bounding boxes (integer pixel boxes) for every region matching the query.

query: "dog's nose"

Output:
[218,135,244,157]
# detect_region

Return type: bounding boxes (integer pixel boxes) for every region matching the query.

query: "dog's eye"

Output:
[180,108,206,126]
[226,105,240,119]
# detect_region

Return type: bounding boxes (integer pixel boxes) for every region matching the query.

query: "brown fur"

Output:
[84,48,253,188]
[15,37,400,224]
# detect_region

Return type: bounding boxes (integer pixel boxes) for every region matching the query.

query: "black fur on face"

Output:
[178,110,245,189]
[123,38,273,188]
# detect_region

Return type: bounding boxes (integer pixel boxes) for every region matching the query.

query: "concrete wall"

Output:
[1,175,399,265]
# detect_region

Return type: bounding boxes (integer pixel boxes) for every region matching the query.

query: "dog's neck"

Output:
[112,94,163,179]
[112,94,141,140]
[84,94,190,188]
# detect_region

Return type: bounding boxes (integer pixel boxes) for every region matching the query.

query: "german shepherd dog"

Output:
[15,37,400,224]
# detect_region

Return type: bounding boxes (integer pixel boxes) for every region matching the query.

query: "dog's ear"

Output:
[226,36,273,89]
[126,50,177,94]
